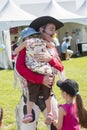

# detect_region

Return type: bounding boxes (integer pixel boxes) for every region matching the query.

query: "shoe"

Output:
[22,113,33,123]
[45,113,54,125]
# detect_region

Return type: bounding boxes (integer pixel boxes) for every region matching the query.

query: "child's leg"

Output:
[22,97,34,123]
[27,100,34,114]
[42,85,53,125]
[22,83,40,124]
[45,96,52,114]
[45,96,53,125]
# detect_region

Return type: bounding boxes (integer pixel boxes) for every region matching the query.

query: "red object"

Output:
[49,48,64,71]
[16,49,44,84]
[61,53,66,60]
[16,48,64,84]
[10,27,18,34]
[12,54,17,60]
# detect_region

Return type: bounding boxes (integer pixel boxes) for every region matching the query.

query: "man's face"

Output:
[44,23,56,37]
[65,33,68,37]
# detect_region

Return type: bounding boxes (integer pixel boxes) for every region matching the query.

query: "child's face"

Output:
[23,36,30,41]
[61,90,67,99]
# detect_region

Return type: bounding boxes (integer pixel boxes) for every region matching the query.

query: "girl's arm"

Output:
[14,42,26,54]
[53,107,66,130]
[49,55,64,72]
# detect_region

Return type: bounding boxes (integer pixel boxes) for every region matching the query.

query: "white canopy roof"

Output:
[0,0,36,30]
[0,0,36,69]
[75,0,85,10]
[38,0,86,24]
[76,0,87,16]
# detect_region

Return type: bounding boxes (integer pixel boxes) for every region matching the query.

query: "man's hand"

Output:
[42,75,54,88]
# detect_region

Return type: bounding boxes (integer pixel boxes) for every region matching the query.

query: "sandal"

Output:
[45,113,53,125]
[22,113,33,123]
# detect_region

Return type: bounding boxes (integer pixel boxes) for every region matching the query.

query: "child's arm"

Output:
[14,42,27,54]
[53,106,66,130]
[49,52,64,72]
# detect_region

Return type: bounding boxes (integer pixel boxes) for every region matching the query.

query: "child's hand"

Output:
[52,119,58,127]
[43,75,54,88]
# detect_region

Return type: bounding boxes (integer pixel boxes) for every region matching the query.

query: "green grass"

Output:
[0,56,87,130]
[0,70,21,130]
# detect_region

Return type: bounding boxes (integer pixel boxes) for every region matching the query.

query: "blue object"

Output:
[19,27,40,42]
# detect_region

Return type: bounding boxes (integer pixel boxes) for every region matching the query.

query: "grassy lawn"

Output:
[0,56,87,130]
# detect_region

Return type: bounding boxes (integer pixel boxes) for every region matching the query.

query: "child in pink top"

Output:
[53,79,87,130]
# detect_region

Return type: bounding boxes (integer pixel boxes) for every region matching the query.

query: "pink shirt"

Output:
[59,103,80,130]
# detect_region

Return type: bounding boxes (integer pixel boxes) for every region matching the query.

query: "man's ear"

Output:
[39,27,44,33]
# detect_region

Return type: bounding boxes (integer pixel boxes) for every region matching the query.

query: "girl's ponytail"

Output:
[76,94,87,128]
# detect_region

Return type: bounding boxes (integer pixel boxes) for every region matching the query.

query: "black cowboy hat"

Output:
[29,16,64,31]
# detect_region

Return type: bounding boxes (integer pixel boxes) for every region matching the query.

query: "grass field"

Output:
[0,56,87,130]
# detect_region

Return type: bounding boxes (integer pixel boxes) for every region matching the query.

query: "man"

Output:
[61,38,73,60]
[11,36,18,68]
[63,32,72,49]
[53,33,61,56]
[12,36,18,51]
[15,16,64,130]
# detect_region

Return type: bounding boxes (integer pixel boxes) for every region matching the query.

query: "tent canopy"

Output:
[0,0,36,69]
[37,0,86,25]
[0,0,36,30]
[76,0,87,16]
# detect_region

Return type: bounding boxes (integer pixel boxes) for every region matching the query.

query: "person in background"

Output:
[61,38,73,60]
[11,36,18,68]
[63,32,72,49]
[11,36,18,51]
[75,38,81,56]
[53,33,61,56]
[53,79,87,130]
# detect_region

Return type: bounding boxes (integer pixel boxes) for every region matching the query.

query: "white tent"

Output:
[37,0,86,24]
[76,0,87,16]
[75,0,85,10]
[0,0,36,69]
[0,0,36,30]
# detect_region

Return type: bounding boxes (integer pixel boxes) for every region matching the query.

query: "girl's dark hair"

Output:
[76,94,87,128]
